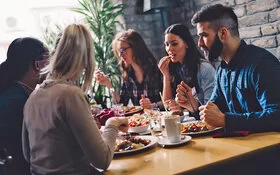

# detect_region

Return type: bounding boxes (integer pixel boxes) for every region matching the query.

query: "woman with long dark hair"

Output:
[0,37,49,175]
[158,24,215,114]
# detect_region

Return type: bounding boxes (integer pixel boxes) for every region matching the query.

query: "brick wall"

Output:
[119,0,280,60]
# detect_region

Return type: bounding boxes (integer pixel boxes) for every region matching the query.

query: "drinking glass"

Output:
[113,103,125,117]
[146,108,162,133]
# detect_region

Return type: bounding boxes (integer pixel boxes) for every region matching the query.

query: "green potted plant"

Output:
[73,0,125,108]
[41,22,62,51]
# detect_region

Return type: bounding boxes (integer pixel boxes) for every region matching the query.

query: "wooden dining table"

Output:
[105,131,280,175]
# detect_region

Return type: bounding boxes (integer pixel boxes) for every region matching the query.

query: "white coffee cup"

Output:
[164,115,181,143]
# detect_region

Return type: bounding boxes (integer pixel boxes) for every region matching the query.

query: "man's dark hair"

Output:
[191,4,239,37]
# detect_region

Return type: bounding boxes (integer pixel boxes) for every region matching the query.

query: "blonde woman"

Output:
[22,24,128,174]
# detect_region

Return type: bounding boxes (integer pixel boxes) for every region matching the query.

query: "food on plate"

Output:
[171,110,184,116]
[114,137,151,152]
[181,122,209,133]
[128,114,149,127]
[128,124,149,133]
[124,106,142,113]
[144,109,161,117]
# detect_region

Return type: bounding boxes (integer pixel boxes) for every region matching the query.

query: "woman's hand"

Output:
[95,70,120,104]
[139,95,152,109]
[95,70,112,88]
[165,99,181,111]
[105,117,129,133]
[158,56,171,77]
[175,81,199,112]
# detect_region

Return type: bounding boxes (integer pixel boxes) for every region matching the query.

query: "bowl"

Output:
[128,124,149,133]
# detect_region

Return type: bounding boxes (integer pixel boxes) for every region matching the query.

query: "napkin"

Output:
[96,109,115,125]
[212,130,250,138]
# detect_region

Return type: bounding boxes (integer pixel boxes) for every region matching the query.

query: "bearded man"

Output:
[176,4,280,133]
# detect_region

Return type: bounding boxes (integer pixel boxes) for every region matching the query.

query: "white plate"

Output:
[181,124,223,136]
[124,106,143,116]
[137,129,152,135]
[128,125,152,135]
[114,136,158,155]
[157,135,192,146]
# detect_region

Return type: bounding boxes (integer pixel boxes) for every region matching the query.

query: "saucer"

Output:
[157,135,192,146]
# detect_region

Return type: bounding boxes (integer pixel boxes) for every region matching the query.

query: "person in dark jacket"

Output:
[0,37,49,175]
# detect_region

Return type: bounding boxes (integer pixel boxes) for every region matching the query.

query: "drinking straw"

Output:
[159,92,168,112]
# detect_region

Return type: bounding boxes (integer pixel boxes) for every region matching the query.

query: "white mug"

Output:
[164,115,181,143]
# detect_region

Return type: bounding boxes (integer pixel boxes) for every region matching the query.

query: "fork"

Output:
[184,89,200,120]
[123,132,132,140]
[119,132,139,140]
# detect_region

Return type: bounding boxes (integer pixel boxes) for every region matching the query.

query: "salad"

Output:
[128,114,149,127]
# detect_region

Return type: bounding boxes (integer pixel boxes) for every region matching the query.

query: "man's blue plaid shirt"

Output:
[211,40,280,132]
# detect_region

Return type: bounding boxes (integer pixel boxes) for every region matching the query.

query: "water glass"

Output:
[113,103,125,117]
[146,108,162,132]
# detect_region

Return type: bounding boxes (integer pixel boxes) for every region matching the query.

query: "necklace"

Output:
[16,81,34,95]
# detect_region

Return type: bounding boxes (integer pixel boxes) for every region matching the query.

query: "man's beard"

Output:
[207,34,223,62]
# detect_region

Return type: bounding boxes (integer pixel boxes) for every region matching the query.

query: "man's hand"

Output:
[175,81,199,112]
[199,102,225,128]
